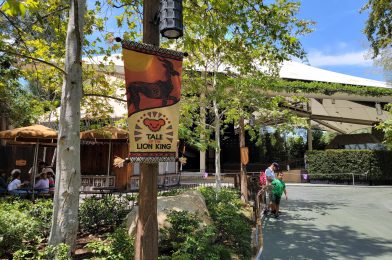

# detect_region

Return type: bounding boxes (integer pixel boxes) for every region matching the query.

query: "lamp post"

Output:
[135,0,183,259]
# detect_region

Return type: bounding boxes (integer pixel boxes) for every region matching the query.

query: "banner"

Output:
[122,41,184,163]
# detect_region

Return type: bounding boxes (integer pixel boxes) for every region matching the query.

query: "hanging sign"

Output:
[240,147,249,165]
[122,41,184,163]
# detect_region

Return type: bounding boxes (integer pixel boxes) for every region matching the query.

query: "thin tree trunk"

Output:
[199,71,207,174]
[0,113,8,146]
[239,116,248,203]
[213,98,221,192]
[49,0,85,250]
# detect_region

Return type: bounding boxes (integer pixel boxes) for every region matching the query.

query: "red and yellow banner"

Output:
[122,41,183,163]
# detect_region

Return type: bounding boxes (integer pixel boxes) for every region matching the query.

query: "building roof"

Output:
[280,60,390,88]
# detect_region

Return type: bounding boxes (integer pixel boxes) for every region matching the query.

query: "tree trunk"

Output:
[48,0,85,250]
[199,71,207,174]
[307,101,313,151]
[213,98,221,192]
[0,113,9,146]
[239,116,248,203]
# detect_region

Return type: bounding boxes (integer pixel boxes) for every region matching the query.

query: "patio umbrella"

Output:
[80,126,128,176]
[0,124,58,199]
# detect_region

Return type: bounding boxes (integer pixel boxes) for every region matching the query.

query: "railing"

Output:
[309,171,369,186]
[128,173,181,191]
[81,175,116,191]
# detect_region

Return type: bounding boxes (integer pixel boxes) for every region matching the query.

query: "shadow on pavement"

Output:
[262,200,392,260]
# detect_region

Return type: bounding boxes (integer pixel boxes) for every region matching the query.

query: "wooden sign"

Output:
[240,147,249,165]
[15,160,27,166]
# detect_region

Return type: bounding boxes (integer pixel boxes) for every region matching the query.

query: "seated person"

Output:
[0,170,7,194]
[8,169,29,196]
[34,172,50,193]
[42,168,55,193]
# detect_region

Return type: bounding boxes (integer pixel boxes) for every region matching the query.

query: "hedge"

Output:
[306,150,392,182]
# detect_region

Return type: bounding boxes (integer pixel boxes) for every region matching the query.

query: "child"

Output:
[7,169,29,197]
[34,172,49,193]
[270,172,288,218]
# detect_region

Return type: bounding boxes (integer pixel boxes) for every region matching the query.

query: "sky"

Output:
[296,0,385,82]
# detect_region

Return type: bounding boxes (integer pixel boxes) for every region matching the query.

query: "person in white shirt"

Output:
[8,169,28,196]
[265,162,279,184]
[34,172,49,193]
[264,162,279,214]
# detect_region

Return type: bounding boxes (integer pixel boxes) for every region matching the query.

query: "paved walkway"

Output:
[261,185,392,260]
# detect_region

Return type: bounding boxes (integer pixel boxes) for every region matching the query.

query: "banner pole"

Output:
[134,0,160,259]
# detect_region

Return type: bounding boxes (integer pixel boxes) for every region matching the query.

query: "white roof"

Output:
[86,54,391,88]
[280,60,390,88]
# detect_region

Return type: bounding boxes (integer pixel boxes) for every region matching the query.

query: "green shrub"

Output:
[0,198,53,257]
[307,150,392,182]
[159,210,230,260]
[79,196,128,234]
[13,243,70,260]
[199,187,252,259]
[86,228,134,260]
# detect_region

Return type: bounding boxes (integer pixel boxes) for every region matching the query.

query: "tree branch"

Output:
[0,48,66,75]
[30,6,69,26]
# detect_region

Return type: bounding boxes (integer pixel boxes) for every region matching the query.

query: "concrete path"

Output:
[261,185,392,260]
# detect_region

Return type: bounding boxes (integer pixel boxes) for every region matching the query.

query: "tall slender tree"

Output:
[48,0,86,249]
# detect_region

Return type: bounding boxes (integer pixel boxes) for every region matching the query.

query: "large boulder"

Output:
[126,190,211,236]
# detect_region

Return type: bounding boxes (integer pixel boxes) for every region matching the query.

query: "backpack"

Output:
[259,170,267,186]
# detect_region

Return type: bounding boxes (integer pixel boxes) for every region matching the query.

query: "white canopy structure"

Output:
[276,61,392,135]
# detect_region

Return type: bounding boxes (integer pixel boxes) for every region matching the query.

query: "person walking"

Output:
[266,162,279,184]
[271,172,288,218]
[264,162,279,213]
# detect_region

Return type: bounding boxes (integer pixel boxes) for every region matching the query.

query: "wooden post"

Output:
[307,101,313,151]
[239,116,248,202]
[134,0,160,259]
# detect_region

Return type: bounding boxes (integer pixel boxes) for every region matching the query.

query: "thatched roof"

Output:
[80,126,128,140]
[0,124,57,140]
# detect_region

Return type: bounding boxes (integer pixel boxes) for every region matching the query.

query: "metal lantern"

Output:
[160,0,183,39]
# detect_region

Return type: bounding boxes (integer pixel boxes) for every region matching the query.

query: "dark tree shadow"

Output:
[262,200,392,260]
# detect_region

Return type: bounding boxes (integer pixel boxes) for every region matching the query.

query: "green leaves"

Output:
[1,0,26,17]
[362,0,392,57]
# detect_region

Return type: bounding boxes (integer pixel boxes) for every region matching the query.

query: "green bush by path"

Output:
[199,187,252,259]
[158,210,230,260]
[306,150,392,182]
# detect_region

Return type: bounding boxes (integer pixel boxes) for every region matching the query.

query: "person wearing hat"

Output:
[266,162,279,184]
[34,171,50,193]
[42,167,55,193]
[264,162,279,214]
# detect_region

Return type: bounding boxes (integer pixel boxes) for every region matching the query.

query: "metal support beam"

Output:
[313,119,347,134]
[286,105,378,126]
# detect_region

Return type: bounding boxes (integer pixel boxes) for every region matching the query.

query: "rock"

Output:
[126,190,211,236]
